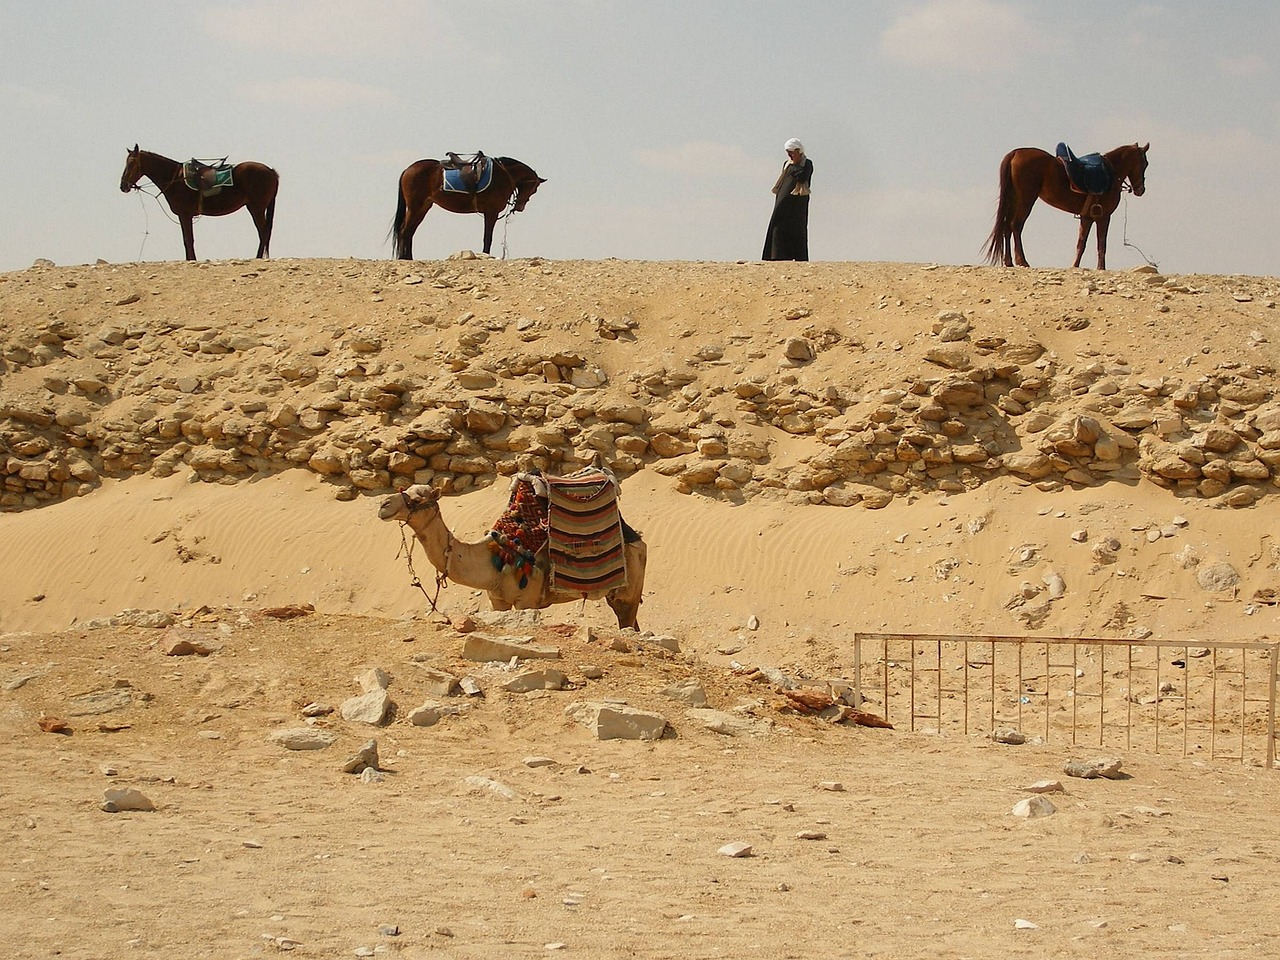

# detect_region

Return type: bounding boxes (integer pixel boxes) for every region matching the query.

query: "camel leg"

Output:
[606,541,647,630]
[482,211,498,256]
[1094,216,1111,270]
[606,595,640,631]
[1074,218,1094,268]
[180,216,197,261]
[398,200,432,260]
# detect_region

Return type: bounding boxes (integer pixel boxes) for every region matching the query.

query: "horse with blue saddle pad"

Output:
[390,152,546,259]
[984,142,1149,270]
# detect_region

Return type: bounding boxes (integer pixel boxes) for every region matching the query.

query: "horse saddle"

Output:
[441,152,493,193]
[1055,143,1113,195]
[183,158,234,195]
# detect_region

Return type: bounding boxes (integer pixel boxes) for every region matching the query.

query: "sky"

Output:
[2,0,1277,276]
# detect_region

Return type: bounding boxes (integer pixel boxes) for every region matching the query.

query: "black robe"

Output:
[762,157,813,261]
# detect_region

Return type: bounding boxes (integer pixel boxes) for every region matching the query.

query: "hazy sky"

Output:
[2,1,1276,276]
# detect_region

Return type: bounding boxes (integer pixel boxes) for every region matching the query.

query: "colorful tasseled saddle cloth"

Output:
[487,467,627,595]
[546,468,627,596]
[488,475,548,589]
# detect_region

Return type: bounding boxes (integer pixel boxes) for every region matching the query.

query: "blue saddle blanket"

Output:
[441,156,494,193]
[1055,143,1113,195]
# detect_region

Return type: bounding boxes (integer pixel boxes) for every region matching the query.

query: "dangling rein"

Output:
[396,523,450,615]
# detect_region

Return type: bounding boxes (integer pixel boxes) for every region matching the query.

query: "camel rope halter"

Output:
[395,497,452,615]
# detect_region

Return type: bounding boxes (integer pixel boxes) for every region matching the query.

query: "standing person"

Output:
[762,138,813,261]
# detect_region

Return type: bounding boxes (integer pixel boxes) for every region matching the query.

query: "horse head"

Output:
[120,144,143,193]
[498,159,545,212]
[1124,142,1150,197]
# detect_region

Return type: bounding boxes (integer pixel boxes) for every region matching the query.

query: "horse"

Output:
[984,142,1149,270]
[390,155,545,259]
[119,145,279,261]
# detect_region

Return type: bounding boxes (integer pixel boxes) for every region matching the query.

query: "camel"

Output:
[379,483,647,629]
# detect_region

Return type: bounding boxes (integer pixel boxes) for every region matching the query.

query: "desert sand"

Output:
[2,255,1280,959]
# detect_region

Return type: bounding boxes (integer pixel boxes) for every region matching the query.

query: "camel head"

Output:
[378,484,440,522]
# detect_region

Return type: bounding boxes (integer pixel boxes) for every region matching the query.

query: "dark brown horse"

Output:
[391,156,545,259]
[984,142,1149,270]
[119,145,279,261]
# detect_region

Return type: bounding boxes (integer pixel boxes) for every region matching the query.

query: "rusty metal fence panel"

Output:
[853,633,1278,768]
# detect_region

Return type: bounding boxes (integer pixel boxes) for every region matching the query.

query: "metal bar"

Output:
[1043,640,1050,744]
[1268,645,1277,769]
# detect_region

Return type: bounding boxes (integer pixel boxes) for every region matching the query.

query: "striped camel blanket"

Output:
[545,467,628,595]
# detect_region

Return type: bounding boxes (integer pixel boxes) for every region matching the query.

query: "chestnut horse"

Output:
[391,155,545,259]
[984,142,1149,270]
[119,145,278,261]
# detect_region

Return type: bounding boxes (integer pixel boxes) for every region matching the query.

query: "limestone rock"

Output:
[101,788,156,813]
[564,701,668,741]
[1011,796,1056,818]
[342,739,380,774]
[503,669,569,692]
[341,689,391,725]
[269,727,338,751]
[1064,756,1125,779]
[661,678,708,707]
[462,633,561,662]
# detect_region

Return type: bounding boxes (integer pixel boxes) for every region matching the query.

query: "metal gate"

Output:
[853,633,1279,767]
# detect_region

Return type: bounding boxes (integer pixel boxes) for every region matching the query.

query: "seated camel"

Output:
[378,483,647,630]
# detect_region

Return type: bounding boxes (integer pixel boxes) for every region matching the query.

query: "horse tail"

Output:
[390,181,408,258]
[983,151,1015,265]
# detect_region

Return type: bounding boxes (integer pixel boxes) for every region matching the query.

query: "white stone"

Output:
[503,669,569,692]
[1025,780,1064,794]
[661,678,708,707]
[462,633,561,662]
[564,701,667,741]
[101,787,155,813]
[341,689,391,725]
[686,708,767,738]
[356,667,390,692]
[464,775,519,800]
[269,727,338,750]
[1012,796,1057,818]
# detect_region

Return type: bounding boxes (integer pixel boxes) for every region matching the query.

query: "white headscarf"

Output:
[784,138,805,153]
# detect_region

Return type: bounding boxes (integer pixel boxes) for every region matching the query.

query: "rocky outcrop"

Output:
[3,259,1278,511]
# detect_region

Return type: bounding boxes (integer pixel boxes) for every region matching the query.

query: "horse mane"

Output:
[494,157,536,181]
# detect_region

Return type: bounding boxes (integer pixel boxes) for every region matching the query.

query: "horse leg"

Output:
[1011,217,1031,267]
[1008,194,1035,266]
[398,200,431,260]
[482,211,498,256]
[180,216,197,261]
[1073,218,1094,269]
[1094,216,1111,270]
[248,202,272,259]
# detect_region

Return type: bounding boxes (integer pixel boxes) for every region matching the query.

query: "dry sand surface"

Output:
[3,256,1280,958]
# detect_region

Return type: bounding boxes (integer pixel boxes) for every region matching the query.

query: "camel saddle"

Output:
[183,158,234,195]
[489,466,631,595]
[441,151,493,193]
[1055,143,1113,195]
